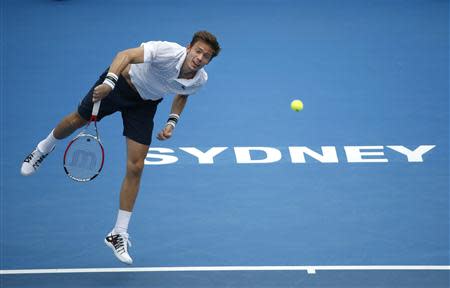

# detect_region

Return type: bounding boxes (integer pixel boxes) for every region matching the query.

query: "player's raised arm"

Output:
[93,46,145,102]
[109,47,145,75]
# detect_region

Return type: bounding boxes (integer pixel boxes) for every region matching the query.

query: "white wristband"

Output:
[169,113,180,120]
[166,113,180,129]
[106,72,119,81]
[103,72,119,90]
[103,78,115,89]
[166,121,176,129]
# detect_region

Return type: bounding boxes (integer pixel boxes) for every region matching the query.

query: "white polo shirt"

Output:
[129,41,208,100]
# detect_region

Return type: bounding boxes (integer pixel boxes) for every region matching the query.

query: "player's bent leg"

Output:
[105,137,149,265]
[21,112,88,176]
[53,111,88,139]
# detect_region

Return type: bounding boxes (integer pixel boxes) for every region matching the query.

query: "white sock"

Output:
[37,129,58,154]
[114,210,132,234]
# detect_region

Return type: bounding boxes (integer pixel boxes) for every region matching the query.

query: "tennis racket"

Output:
[63,101,105,182]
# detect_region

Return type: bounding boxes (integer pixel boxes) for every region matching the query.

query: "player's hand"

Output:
[92,84,112,102]
[157,125,174,141]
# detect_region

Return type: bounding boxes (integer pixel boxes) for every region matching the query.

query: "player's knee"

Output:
[72,112,88,128]
[126,159,145,177]
[63,112,86,130]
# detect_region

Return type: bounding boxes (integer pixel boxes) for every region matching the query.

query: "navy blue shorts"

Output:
[78,69,162,146]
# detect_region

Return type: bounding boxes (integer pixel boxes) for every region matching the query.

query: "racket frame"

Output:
[63,101,105,182]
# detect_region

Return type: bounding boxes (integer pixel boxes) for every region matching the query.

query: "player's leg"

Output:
[21,69,112,176]
[120,138,149,212]
[103,75,161,264]
[20,111,87,176]
[53,112,88,139]
[105,137,148,265]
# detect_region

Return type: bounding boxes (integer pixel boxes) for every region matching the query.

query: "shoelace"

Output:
[25,151,48,169]
[33,154,47,169]
[24,153,34,163]
[109,234,131,255]
[24,151,47,167]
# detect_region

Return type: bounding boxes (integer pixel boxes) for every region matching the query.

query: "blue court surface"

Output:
[1,0,449,287]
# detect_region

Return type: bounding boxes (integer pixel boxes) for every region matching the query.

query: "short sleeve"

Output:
[141,41,184,64]
[141,41,160,63]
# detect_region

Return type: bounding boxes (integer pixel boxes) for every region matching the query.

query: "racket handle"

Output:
[92,100,101,118]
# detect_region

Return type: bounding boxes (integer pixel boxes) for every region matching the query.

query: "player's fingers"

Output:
[157,131,167,141]
[164,125,173,134]
[164,130,172,139]
[92,94,100,102]
[92,86,101,102]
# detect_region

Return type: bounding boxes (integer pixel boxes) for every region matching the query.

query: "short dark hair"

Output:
[190,31,221,59]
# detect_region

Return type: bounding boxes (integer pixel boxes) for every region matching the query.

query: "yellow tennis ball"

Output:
[291,99,303,112]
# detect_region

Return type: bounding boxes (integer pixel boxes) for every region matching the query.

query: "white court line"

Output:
[1,266,449,275]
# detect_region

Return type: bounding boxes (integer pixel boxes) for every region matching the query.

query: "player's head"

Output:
[190,31,221,59]
[185,31,221,72]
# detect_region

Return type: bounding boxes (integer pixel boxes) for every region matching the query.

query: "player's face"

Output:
[185,40,214,72]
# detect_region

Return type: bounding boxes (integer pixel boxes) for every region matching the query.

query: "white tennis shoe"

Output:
[21,148,52,176]
[104,231,133,265]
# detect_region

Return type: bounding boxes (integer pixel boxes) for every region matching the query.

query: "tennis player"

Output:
[20,31,221,264]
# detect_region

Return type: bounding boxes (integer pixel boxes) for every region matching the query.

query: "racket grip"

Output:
[92,100,101,118]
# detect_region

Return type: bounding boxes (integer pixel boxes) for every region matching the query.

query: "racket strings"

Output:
[64,134,104,181]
